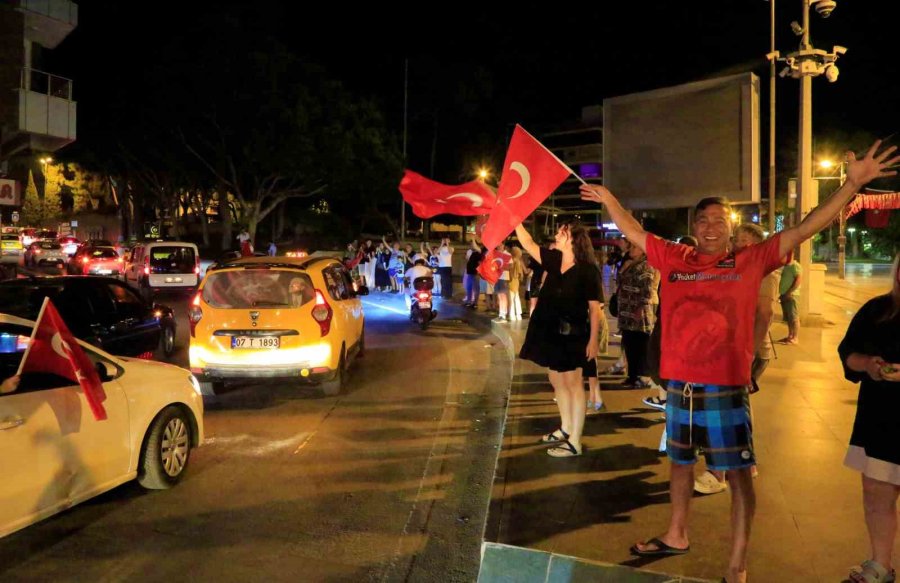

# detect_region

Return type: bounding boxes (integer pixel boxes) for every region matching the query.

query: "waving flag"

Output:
[18,298,108,420]
[399,170,497,218]
[480,125,572,249]
[477,248,512,286]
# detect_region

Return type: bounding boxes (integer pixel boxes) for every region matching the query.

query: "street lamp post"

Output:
[818,159,847,278]
[773,0,846,323]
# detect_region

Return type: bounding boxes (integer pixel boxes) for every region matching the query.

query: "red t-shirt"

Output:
[646,234,787,386]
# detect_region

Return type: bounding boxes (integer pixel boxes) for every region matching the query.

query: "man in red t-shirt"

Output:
[580,141,899,583]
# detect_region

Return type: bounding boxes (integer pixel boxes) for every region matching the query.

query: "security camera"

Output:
[790,21,804,36]
[765,50,781,61]
[825,64,839,82]
[814,0,837,17]
[833,45,848,55]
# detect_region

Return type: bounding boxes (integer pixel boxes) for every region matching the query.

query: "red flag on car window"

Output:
[399,170,497,219]
[480,125,572,249]
[17,298,108,420]
[477,248,512,286]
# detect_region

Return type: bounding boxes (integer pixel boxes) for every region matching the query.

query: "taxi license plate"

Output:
[231,336,280,349]
[165,277,183,283]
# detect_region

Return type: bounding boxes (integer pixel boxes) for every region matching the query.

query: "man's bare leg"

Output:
[725,467,755,583]
[635,461,693,551]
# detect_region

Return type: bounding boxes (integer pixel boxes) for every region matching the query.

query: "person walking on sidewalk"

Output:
[777,259,802,345]
[839,253,900,583]
[515,221,603,457]
[508,246,525,320]
[580,140,900,583]
[463,240,482,308]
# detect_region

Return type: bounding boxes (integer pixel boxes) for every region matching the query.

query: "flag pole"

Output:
[16,296,49,377]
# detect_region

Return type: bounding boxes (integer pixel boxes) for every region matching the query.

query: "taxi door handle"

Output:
[0,417,25,430]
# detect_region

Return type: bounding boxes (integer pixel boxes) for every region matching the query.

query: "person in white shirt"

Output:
[438,238,454,298]
[404,258,435,310]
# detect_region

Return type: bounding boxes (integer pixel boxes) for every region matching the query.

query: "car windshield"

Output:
[149,246,195,274]
[203,269,315,308]
[90,248,119,259]
[38,242,61,250]
[37,230,57,239]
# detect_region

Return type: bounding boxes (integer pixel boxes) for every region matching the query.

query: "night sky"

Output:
[49,1,900,188]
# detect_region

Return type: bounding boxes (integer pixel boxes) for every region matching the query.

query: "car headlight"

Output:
[189,374,202,396]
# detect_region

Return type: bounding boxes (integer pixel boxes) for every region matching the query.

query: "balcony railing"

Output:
[20,68,72,100]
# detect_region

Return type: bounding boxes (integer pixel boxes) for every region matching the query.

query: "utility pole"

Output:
[401,58,408,241]
[768,0,777,234]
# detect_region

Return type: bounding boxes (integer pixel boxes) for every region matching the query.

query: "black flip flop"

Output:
[539,428,569,444]
[629,537,690,557]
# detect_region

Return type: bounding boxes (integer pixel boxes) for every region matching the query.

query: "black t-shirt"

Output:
[530,260,545,288]
[466,250,483,275]
[537,247,604,326]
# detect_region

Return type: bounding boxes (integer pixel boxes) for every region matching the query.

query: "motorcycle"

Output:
[409,276,437,330]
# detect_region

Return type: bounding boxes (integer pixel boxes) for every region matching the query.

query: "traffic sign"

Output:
[11,212,19,223]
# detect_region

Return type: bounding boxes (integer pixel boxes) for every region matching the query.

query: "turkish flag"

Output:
[477,249,512,285]
[399,170,497,219]
[865,208,892,228]
[17,298,107,420]
[480,125,571,249]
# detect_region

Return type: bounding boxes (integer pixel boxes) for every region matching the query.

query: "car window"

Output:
[90,248,119,259]
[149,246,195,273]
[339,268,357,299]
[322,267,346,301]
[1,234,19,242]
[82,282,115,316]
[107,283,146,318]
[203,270,314,308]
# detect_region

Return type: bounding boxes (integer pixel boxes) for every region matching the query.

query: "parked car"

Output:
[0,312,203,538]
[69,246,124,276]
[24,241,67,268]
[190,256,367,396]
[124,241,200,298]
[0,276,177,358]
[0,234,23,266]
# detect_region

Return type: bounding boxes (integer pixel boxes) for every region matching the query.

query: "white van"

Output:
[125,241,200,297]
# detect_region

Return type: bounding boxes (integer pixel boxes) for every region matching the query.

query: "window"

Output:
[149,246,196,274]
[203,270,314,308]
[107,283,146,318]
[339,268,357,299]
[0,323,71,395]
[323,267,347,301]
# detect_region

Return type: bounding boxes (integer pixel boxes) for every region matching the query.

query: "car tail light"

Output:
[189,293,203,337]
[144,255,150,276]
[417,291,430,301]
[137,351,154,360]
[117,256,124,263]
[311,290,333,337]
[81,256,90,264]
[195,257,201,275]
[34,248,42,255]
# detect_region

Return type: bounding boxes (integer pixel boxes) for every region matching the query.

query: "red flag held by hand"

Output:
[481,125,571,249]
[18,298,108,420]
[399,170,497,218]
[477,249,512,286]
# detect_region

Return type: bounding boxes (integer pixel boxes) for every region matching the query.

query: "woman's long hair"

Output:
[561,221,597,266]
[878,252,900,322]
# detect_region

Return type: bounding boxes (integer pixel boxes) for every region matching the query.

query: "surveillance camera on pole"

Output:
[813,0,837,17]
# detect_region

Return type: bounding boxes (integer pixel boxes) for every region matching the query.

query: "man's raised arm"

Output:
[579,185,649,251]
[779,140,899,257]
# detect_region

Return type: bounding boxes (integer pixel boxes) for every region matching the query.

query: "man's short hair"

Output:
[694,196,734,215]
[734,222,765,242]
[678,236,699,247]
[414,258,426,266]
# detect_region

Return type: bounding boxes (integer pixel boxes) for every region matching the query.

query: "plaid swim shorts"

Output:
[665,380,755,471]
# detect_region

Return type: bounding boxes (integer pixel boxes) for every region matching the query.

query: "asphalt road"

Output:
[0,288,512,583]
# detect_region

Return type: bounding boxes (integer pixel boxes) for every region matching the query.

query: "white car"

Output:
[0,313,204,538]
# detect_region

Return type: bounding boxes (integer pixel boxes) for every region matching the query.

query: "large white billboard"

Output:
[603,73,760,209]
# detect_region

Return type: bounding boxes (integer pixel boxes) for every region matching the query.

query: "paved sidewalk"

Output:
[482,266,897,582]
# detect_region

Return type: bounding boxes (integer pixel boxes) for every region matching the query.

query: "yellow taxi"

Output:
[189,255,367,396]
[0,232,23,266]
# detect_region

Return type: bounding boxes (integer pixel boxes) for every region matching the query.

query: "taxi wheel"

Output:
[138,406,192,490]
[320,349,346,396]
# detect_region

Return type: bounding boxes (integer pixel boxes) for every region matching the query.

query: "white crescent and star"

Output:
[506,161,531,199]
[51,333,73,359]
[446,192,485,208]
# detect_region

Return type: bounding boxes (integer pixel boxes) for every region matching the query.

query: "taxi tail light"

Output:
[311,290,332,337]
[189,292,203,337]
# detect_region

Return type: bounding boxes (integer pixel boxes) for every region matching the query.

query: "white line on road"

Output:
[361,299,409,316]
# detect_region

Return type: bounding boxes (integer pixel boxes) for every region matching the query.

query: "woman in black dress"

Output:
[515,221,603,457]
[839,254,900,583]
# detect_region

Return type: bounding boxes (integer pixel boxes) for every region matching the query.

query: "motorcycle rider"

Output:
[404,257,435,314]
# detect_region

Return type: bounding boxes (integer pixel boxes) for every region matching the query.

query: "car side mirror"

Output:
[357,285,369,296]
[95,361,114,382]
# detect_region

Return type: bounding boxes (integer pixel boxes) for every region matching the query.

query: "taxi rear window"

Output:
[202,270,315,309]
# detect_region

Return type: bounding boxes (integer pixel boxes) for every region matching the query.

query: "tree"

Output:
[20,170,61,227]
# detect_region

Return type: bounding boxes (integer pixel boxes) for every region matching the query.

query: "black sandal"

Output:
[547,439,582,457]
[539,428,569,444]
[629,537,690,557]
